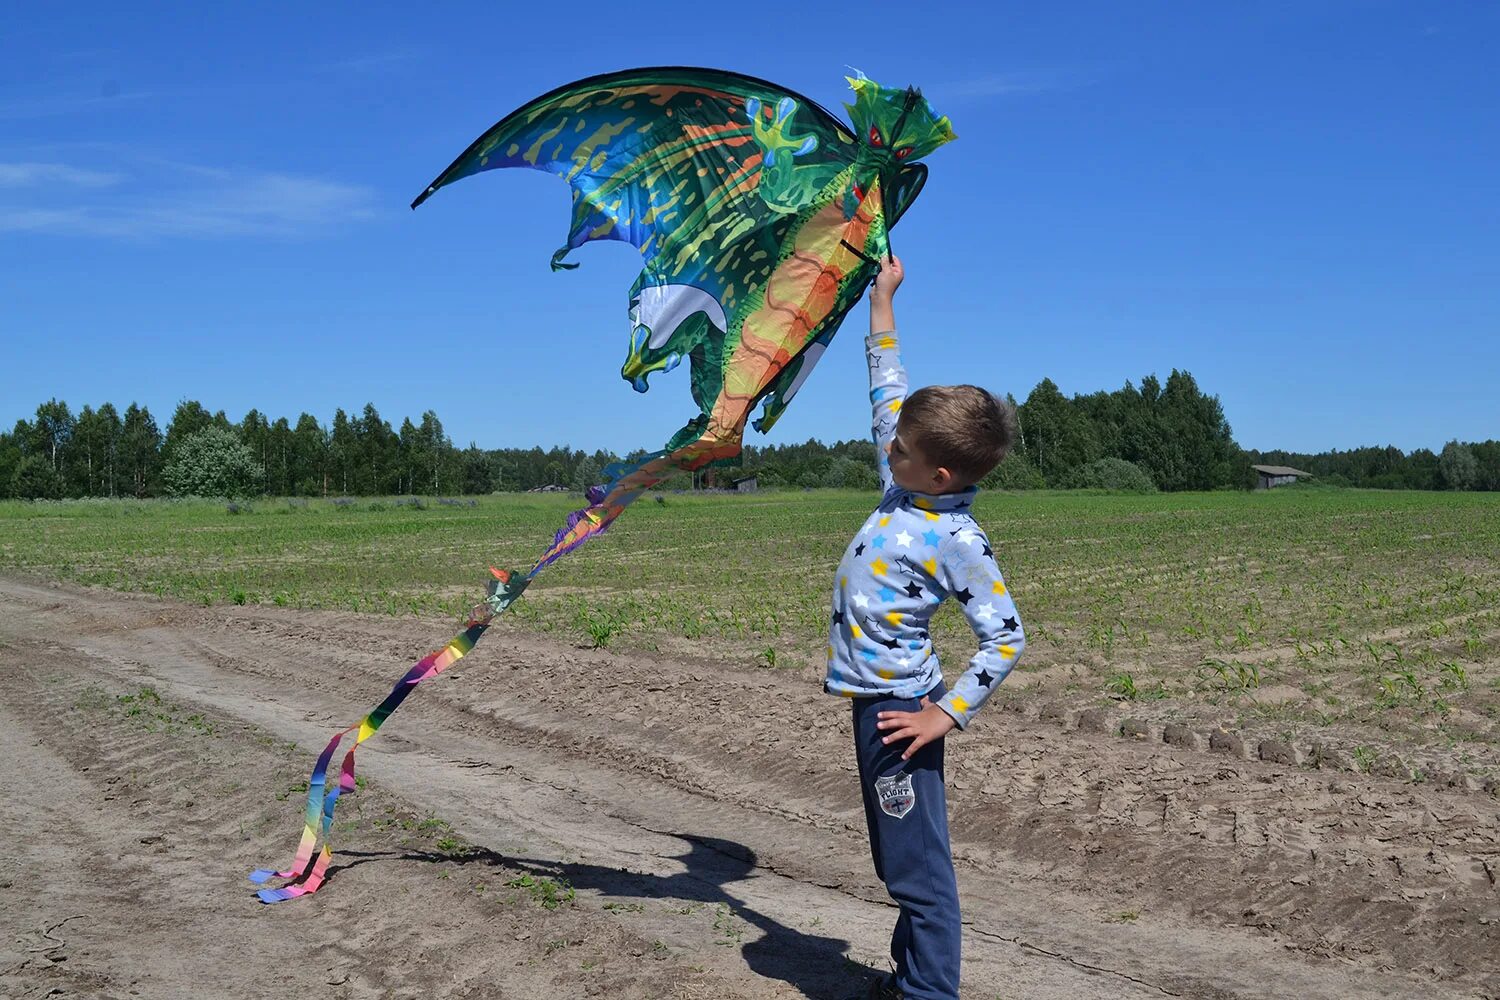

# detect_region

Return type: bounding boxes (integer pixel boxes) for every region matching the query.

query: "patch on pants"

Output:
[875,771,915,819]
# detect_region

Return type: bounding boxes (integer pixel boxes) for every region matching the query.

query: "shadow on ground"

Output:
[316,833,879,999]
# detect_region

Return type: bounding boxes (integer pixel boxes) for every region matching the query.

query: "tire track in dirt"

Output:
[0,640,800,999]
[2,578,1490,998]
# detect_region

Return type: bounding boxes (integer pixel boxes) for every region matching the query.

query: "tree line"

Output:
[1,374,1494,499]
[1245,441,1500,491]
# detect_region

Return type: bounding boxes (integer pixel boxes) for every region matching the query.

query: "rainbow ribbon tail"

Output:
[249,570,527,904]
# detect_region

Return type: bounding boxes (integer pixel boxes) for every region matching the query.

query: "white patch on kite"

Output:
[630,284,727,349]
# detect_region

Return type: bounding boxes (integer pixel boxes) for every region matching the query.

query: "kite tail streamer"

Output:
[249,572,525,903]
[253,430,729,904]
[529,432,736,572]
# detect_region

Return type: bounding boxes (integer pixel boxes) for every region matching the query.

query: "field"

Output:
[5,488,1498,755]
[2,488,1498,998]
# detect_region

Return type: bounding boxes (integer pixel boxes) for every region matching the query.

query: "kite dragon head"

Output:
[844,73,957,169]
[841,73,955,257]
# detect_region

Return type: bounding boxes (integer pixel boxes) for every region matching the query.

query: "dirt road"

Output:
[1,577,1495,999]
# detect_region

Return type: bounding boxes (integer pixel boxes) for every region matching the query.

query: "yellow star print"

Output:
[870,557,889,576]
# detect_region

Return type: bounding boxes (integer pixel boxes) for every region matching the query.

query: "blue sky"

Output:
[2,1,1495,454]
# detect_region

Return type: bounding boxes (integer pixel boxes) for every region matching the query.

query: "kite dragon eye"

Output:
[868,125,883,147]
[896,146,913,159]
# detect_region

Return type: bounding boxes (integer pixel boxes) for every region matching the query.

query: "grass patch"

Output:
[5,490,1499,746]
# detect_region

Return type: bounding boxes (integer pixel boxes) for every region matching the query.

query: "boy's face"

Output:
[888,422,957,494]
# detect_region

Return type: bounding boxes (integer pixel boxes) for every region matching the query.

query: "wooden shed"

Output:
[1252,464,1312,490]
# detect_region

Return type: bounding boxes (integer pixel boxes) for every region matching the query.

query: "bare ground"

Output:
[0,576,1496,1000]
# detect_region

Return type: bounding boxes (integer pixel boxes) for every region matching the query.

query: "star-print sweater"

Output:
[823,330,1026,730]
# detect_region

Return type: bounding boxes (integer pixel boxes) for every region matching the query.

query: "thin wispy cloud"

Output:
[936,67,1104,101]
[0,90,154,122]
[0,162,123,187]
[0,160,377,239]
[317,45,432,75]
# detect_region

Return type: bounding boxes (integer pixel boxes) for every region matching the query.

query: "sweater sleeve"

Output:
[933,526,1025,730]
[867,330,908,492]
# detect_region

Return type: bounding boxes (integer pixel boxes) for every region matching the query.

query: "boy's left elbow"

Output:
[1001,630,1026,663]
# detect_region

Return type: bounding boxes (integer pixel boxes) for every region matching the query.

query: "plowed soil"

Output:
[1,577,1496,999]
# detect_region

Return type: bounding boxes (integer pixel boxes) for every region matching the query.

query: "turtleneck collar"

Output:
[879,484,978,514]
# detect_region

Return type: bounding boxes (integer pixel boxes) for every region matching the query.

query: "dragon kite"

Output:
[251,66,955,902]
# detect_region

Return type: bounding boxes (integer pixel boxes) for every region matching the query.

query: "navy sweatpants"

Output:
[851,684,961,1000]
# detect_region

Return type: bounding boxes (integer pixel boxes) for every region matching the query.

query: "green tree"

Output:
[822,454,879,489]
[120,403,162,497]
[1020,378,1100,484]
[462,443,498,493]
[357,403,396,494]
[1060,457,1158,492]
[68,404,122,496]
[0,428,20,499]
[397,416,421,494]
[1470,441,1500,491]
[240,409,272,488]
[32,398,74,473]
[417,410,450,494]
[162,426,263,498]
[329,409,357,495]
[267,417,294,495]
[163,400,228,466]
[980,452,1045,490]
[292,413,328,495]
[1438,441,1478,490]
[573,454,601,492]
[12,454,64,499]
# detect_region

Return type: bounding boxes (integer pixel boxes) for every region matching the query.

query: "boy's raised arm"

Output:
[867,257,908,492]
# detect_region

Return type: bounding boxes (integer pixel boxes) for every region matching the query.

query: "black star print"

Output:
[953,587,973,605]
[982,543,993,557]
[832,609,845,626]
[949,529,960,536]
[904,582,924,599]
[1002,616,1019,631]
[854,542,866,556]
[878,635,900,650]
[976,669,995,687]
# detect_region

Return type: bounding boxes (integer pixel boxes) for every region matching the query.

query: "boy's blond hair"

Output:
[900,385,1017,485]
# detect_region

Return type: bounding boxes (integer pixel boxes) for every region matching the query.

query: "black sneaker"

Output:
[866,973,902,1000]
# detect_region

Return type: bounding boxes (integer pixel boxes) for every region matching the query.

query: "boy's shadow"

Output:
[337,833,866,999]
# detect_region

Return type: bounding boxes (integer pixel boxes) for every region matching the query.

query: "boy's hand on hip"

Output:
[876,697,956,760]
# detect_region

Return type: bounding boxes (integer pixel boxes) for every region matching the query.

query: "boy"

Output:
[826,256,1025,1000]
